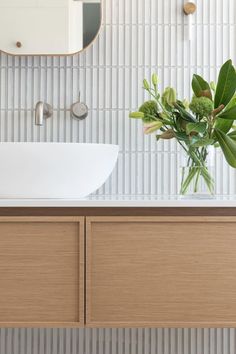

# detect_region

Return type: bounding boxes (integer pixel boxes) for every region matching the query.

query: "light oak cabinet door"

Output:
[86,216,236,327]
[0,216,84,327]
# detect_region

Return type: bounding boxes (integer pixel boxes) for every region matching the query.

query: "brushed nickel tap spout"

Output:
[35,101,53,126]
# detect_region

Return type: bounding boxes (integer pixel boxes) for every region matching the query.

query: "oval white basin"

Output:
[0,143,119,199]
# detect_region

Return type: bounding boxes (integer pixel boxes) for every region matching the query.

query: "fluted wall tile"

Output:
[1,328,236,354]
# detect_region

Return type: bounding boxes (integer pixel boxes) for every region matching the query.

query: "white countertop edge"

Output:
[0,198,236,207]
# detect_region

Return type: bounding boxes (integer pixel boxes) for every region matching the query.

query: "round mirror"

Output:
[0,0,102,55]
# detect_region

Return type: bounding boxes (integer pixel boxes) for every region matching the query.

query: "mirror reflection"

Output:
[0,0,102,55]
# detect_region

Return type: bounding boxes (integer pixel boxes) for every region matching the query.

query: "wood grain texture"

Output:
[86,216,236,328]
[0,216,84,327]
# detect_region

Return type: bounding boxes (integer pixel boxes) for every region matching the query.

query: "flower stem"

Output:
[180,146,214,195]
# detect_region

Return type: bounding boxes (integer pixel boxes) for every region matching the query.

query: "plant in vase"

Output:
[129,59,236,196]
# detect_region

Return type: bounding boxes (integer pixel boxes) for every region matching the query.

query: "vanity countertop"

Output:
[0,195,236,207]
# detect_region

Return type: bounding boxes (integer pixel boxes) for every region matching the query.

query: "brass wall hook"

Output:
[183,2,197,15]
[183,2,197,41]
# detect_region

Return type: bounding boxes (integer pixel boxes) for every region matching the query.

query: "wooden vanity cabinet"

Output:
[0,216,84,328]
[86,216,236,328]
[1,211,236,328]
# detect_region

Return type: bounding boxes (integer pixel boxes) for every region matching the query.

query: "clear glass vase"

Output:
[179,146,215,199]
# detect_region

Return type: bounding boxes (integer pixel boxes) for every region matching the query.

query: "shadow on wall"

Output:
[83,3,101,48]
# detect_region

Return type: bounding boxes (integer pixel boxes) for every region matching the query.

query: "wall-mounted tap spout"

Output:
[35,101,53,126]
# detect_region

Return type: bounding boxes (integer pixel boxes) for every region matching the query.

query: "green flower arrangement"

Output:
[129,59,236,195]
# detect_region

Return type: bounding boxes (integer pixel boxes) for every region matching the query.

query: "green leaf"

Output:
[191,137,214,147]
[214,59,236,109]
[175,132,189,142]
[186,122,207,135]
[192,74,212,100]
[214,97,236,133]
[217,105,236,120]
[214,118,234,134]
[176,100,186,109]
[214,128,236,168]
[228,131,236,141]
[226,96,236,109]
[174,103,197,122]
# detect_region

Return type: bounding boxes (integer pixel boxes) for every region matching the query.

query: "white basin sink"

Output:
[0,143,119,199]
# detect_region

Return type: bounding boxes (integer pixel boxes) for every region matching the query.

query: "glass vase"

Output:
[179,146,215,198]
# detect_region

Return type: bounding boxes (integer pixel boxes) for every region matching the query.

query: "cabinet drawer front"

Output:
[86,216,236,327]
[0,216,84,327]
